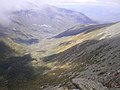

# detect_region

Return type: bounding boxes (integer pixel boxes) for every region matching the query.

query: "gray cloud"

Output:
[0,0,47,25]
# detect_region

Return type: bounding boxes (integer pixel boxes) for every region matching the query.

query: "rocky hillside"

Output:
[39,22,120,90]
[0,22,119,90]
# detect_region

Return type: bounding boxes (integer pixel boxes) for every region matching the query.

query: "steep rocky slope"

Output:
[35,23,120,90]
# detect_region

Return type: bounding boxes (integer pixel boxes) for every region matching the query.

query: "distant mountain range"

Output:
[0,5,95,45]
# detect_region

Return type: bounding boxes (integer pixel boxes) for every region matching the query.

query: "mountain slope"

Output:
[30,22,117,57]
[1,22,119,90]
[40,22,120,90]
[54,23,115,38]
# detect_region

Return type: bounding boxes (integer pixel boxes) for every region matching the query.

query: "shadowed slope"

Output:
[54,23,116,38]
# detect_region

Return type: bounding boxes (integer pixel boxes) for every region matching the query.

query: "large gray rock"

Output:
[72,78,109,90]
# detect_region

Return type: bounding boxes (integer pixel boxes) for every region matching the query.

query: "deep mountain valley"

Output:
[0,5,120,90]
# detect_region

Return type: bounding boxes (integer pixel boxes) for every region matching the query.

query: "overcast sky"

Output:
[1,0,120,10]
[0,0,120,23]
